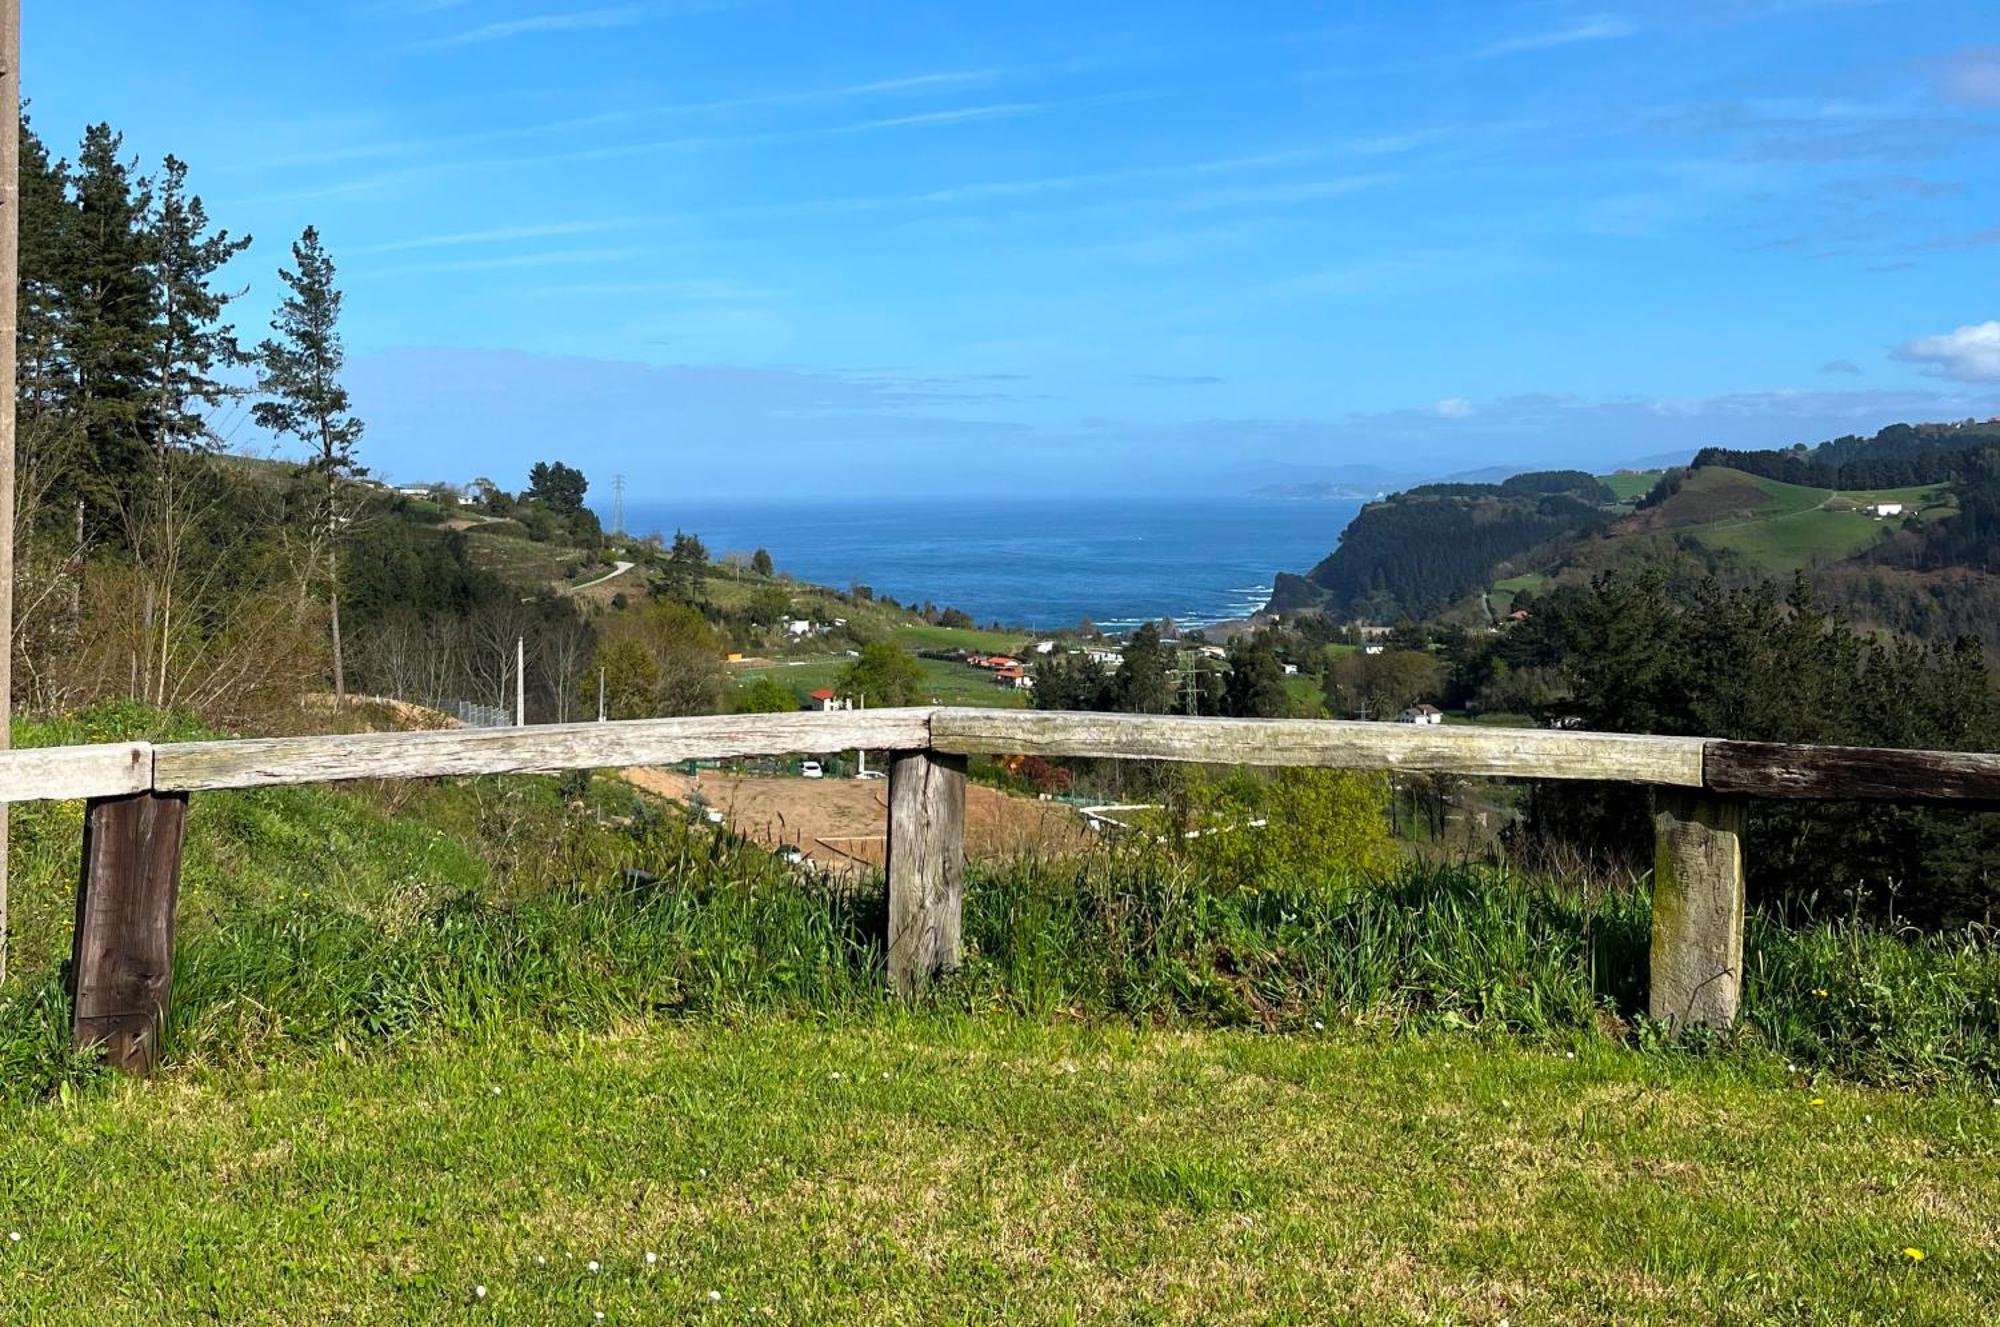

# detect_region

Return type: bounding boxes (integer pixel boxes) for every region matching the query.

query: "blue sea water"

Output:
[617,496,1363,631]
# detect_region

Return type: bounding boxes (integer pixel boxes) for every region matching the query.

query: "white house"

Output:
[1032,640,1057,655]
[783,618,815,637]
[1866,502,1905,518]
[1282,662,1300,676]
[1084,648,1123,667]
[1398,703,1444,725]
[804,688,850,712]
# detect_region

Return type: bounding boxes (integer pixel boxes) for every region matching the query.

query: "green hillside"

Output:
[1598,470,1663,502]
[1639,469,1950,573]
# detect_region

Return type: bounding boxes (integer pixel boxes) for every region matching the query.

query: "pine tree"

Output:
[66,123,159,535]
[253,226,364,707]
[149,155,251,450]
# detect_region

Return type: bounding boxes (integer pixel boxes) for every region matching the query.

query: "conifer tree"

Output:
[254,226,363,707]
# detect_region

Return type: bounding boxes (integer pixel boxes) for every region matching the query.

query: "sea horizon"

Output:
[613,494,1364,632]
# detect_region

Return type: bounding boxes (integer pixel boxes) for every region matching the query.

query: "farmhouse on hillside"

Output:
[1398,703,1444,725]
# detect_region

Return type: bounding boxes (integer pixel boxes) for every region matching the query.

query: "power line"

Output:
[610,473,626,537]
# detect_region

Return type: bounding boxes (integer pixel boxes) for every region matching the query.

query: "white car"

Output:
[800,760,824,779]
[854,770,885,781]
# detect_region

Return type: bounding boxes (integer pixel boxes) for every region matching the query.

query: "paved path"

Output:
[568,560,635,592]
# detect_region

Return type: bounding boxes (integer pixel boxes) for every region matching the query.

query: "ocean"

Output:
[617,496,1363,631]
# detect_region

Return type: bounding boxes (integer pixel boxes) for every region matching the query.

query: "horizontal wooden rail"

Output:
[929,709,1708,786]
[151,709,935,792]
[0,741,153,804]
[23,705,2000,1068]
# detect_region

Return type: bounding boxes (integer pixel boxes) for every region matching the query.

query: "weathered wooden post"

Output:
[885,748,966,997]
[70,791,189,1074]
[1649,789,1745,1032]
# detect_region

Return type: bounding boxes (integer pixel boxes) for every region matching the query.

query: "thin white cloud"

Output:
[1436,397,1474,419]
[1478,14,1636,59]
[412,5,647,51]
[353,246,643,279]
[240,71,1001,171]
[1894,321,2000,383]
[1935,46,2000,107]
[352,219,642,254]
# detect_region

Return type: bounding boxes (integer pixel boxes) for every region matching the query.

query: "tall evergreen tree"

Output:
[66,123,158,534]
[253,226,364,706]
[149,155,250,450]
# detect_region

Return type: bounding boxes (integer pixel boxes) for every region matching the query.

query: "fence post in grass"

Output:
[1649,789,1746,1032]
[70,791,190,1074]
[886,748,967,997]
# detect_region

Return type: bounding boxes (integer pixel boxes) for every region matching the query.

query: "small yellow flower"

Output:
[1903,1247,1926,1263]
[1812,987,1829,997]
[1810,1097,1826,1106]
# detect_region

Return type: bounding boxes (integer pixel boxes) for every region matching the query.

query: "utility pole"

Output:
[515,635,525,726]
[611,473,625,538]
[0,0,21,982]
[597,667,606,722]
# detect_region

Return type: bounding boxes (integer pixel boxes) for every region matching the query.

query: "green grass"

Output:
[731,655,1028,708]
[1598,471,1662,502]
[0,1020,1992,1325]
[3,704,1997,1320]
[1490,572,1550,615]
[889,621,1033,654]
[1682,472,1950,572]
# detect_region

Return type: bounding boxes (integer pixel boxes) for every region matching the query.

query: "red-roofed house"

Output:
[804,688,850,713]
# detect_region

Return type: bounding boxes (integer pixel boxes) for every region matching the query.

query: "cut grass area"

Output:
[731,655,1028,708]
[0,1020,1991,1324]
[1490,571,1549,615]
[1598,470,1662,502]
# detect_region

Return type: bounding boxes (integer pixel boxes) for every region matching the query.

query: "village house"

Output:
[1866,501,1905,518]
[1398,703,1444,725]
[803,688,850,712]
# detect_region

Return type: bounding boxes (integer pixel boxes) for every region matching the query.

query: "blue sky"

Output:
[25,0,2000,498]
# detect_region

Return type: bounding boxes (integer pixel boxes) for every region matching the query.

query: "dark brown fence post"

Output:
[70,791,189,1074]
[885,748,966,997]
[1649,789,1745,1032]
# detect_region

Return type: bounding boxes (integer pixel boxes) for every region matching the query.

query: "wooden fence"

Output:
[5,706,1995,1074]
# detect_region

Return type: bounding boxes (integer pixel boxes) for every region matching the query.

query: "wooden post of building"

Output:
[885,748,966,997]
[1649,789,1746,1032]
[70,792,190,1074]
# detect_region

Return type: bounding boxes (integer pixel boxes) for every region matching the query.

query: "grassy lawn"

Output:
[0,1020,1991,1324]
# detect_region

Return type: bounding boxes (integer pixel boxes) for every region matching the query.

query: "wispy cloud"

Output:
[352,219,642,255]
[1934,45,2000,107]
[238,70,1005,171]
[412,5,647,52]
[354,246,643,279]
[1478,14,1636,59]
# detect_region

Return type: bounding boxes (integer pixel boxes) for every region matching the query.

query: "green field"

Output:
[732,654,1028,709]
[1689,473,1948,571]
[1598,470,1663,502]
[2,1022,1991,1324]
[889,621,1033,654]
[1490,572,1550,615]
